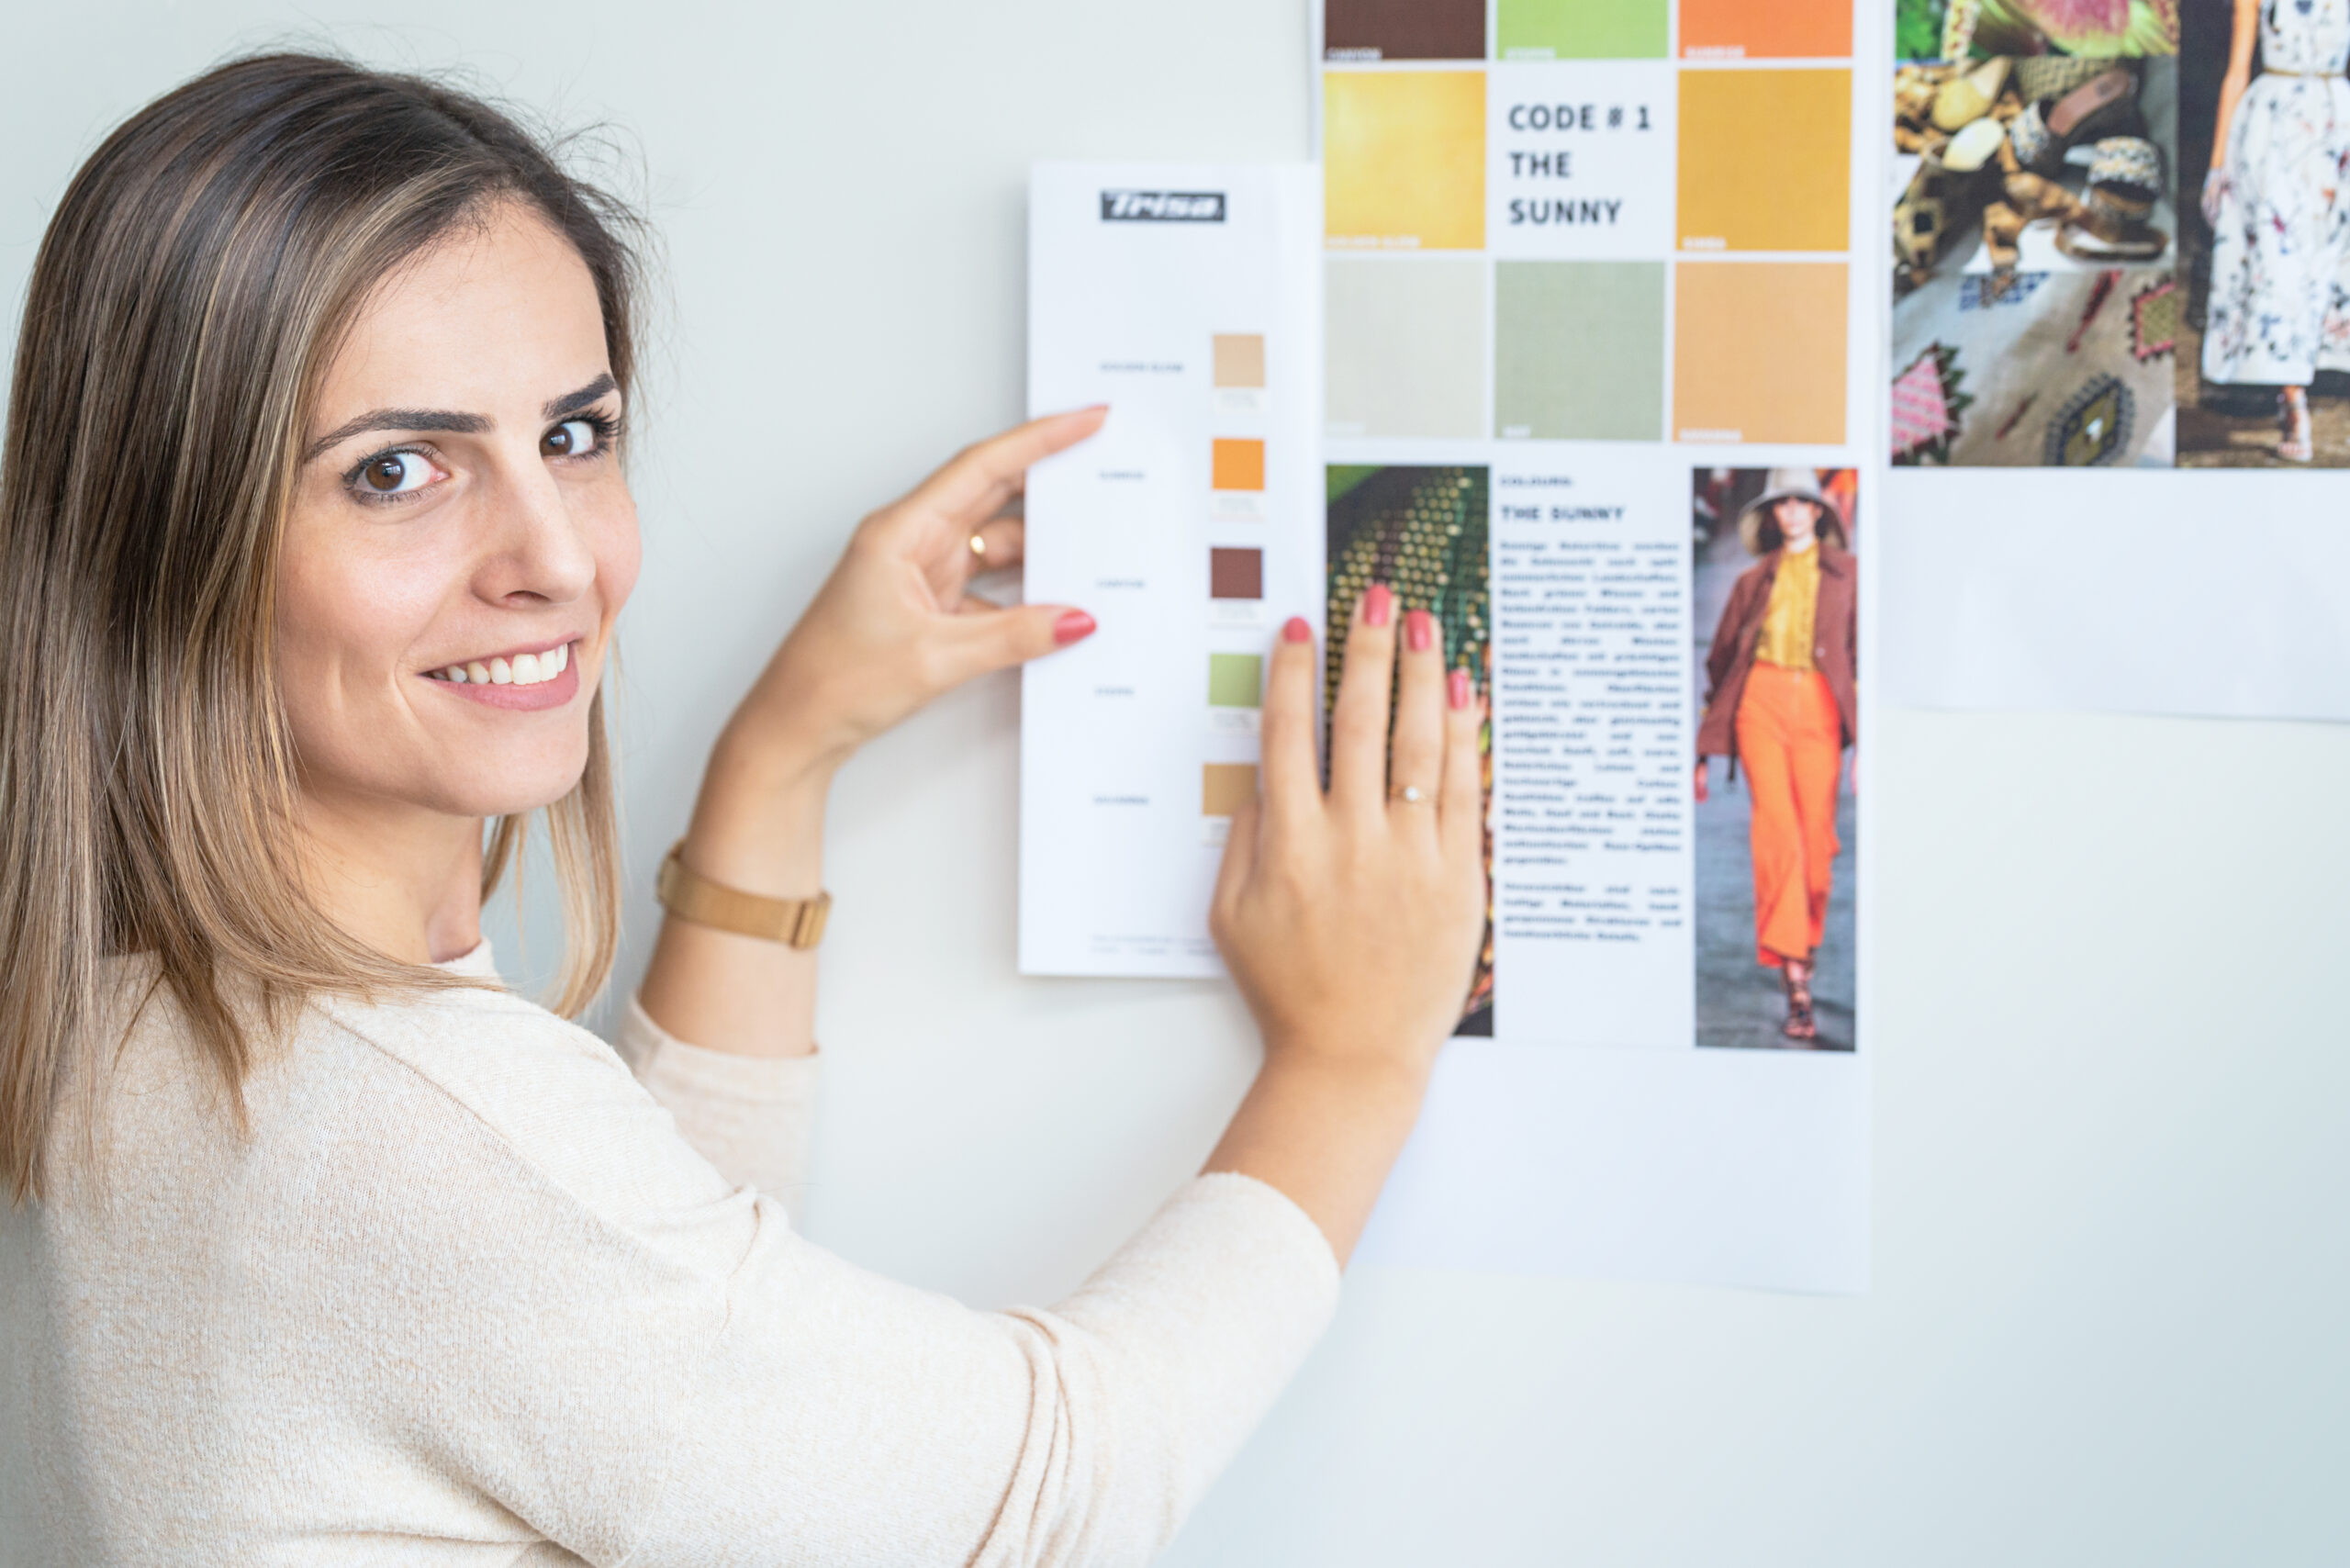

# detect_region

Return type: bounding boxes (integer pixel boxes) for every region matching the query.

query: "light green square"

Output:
[1207,654,1263,709]
[1497,0,1667,58]
[1494,262,1664,442]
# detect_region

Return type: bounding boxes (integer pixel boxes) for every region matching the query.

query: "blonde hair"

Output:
[0,55,643,1201]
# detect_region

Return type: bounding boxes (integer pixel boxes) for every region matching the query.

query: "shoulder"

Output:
[1820,543,1856,575]
[293,983,745,1259]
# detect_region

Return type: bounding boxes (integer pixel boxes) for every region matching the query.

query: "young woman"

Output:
[0,55,1486,1564]
[1693,471,1857,1045]
[2201,0,2350,464]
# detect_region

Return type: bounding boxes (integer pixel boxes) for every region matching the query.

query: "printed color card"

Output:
[1498,0,1668,60]
[1022,162,1322,977]
[1325,72,1486,251]
[1675,70,1852,252]
[1681,0,1851,59]
[1673,261,1849,444]
[1325,0,1483,60]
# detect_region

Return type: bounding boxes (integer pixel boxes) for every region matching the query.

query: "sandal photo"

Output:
[2009,68,2141,177]
[2280,389,2314,463]
[1781,959,1818,1044]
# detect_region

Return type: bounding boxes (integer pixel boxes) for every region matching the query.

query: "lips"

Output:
[420,639,583,712]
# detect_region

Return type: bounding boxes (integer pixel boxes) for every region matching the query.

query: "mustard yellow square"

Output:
[1325,72,1486,251]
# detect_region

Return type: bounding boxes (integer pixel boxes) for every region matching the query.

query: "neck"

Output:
[1785,532,1817,553]
[296,786,486,966]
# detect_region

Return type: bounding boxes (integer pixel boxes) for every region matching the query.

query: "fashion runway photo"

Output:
[1691,468,1859,1054]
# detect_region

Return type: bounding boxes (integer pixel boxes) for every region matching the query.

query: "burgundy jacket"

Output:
[1696,544,1857,759]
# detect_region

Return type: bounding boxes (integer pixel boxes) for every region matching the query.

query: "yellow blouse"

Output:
[1753,542,1819,672]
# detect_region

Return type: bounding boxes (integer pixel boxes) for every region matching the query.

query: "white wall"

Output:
[6,6,2344,1562]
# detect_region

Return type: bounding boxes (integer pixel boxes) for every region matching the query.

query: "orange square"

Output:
[1680,0,1850,59]
[1212,438,1266,491]
[1672,262,1847,445]
[1202,764,1258,817]
[1676,70,1851,252]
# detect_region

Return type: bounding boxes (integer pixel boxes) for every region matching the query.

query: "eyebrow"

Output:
[302,373,621,462]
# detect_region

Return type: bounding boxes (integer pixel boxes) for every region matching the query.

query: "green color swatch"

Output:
[1498,0,1667,58]
[1494,262,1665,442]
[1207,653,1263,709]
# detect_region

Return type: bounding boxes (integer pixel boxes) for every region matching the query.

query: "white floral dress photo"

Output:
[2203,0,2350,385]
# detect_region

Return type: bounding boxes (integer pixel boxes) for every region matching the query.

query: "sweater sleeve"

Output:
[629,1172,1341,1568]
[609,995,819,1206]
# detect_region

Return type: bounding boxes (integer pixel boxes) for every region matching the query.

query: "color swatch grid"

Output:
[1322,0,1853,447]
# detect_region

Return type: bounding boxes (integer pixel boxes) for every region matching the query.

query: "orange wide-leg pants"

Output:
[1733,665,1844,969]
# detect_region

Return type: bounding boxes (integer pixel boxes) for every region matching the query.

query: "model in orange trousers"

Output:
[1734,664,1843,971]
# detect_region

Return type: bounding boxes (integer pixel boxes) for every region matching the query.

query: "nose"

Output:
[475,452,598,609]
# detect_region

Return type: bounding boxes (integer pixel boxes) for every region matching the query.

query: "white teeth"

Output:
[552,642,569,673]
[510,653,542,684]
[434,644,571,689]
[487,657,512,685]
[467,661,490,684]
[445,665,468,684]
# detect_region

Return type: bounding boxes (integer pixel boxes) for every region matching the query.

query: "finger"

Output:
[1438,666,1485,872]
[1389,607,1445,835]
[1258,615,1322,835]
[905,407,1108,529]
[930,601,1094,686]
[939,516,1026,604]
[1209,789,1261,944]
[1328,583,1397,819]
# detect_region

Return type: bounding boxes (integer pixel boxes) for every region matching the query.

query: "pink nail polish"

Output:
[1449,667,1472,710]
[1281,615,1313,644]
[1364,583,1393,628]
[1053,610,1097,645]
[1405,609,1434,653]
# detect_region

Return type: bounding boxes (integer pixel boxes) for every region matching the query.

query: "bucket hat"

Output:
[1737,467,1842,554]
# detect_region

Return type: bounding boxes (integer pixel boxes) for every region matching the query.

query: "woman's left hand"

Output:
[719,408,1105,785]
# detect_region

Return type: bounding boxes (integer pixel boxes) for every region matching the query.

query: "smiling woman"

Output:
[0,51,1489,1567]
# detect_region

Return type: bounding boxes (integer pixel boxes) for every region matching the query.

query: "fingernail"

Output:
[1053,610,1097,645]
[1404,609,1434,653]
[1449,667,1472,710]
[1281,615,1312,644]
[1364,583,1393,628]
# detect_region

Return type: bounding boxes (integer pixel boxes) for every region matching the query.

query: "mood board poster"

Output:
[1883,0,2350,722]
[1315,0,1871,1292]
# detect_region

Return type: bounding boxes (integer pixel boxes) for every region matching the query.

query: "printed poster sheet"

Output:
[1885,0,2350,721]
[1304,0,1874,1293]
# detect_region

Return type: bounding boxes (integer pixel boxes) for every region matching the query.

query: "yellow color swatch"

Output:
[1673,262,1847,445]
[1202,764,1258,817]
[1325,71,1486,251]
[1675,70,1851,252]
[1212,438,1266,491]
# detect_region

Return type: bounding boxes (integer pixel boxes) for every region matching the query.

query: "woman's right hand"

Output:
[1202,585,1485,1262]
[1693,757,1711,803]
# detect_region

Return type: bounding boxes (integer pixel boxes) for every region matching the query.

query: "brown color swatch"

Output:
[1213,334,1266,388]
[1202,764,1259,817]
[1326,0,1483,60]
[1210,546,1264,599]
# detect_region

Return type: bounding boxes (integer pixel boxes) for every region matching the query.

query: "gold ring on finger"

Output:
[968,533,988,558]
[1390,783,1432,805]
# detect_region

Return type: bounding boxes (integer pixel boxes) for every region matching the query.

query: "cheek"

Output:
[591,490,643,621]
[274,513,460,726]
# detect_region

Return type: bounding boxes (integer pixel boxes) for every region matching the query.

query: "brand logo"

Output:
[1100,190,1225,222]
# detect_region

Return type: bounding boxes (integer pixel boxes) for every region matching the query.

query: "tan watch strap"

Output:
[655,841,832,948]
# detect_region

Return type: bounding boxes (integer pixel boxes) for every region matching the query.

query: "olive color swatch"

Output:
[1497,0,1668,59]
[1494,262,1666,441]
[1207,654,1263,709]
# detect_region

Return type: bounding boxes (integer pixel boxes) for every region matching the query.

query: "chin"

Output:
[420,744,591,821]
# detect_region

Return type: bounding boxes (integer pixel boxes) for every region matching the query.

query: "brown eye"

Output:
[358,452,429,495]
[543,418,598,458]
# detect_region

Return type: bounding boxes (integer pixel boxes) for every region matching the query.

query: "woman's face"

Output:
[277,204,640,828]
[1774,496,1821,547]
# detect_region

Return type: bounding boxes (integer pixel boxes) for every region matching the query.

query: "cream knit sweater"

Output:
[0,946,1340,1566]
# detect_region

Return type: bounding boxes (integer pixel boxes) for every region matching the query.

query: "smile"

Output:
[420,639,582,711]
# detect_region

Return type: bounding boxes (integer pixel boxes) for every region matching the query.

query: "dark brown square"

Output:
[1326,0,1484,61]
[1210,546,1263,600]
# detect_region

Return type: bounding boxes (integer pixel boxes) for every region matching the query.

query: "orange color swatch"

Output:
[1325,71,1486,251]
[1680,0,1851,59]
[1202,764,1258,817]
[1676,70,1851,252]
[1212,438,1266,491]
[1672,262,1847,445]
